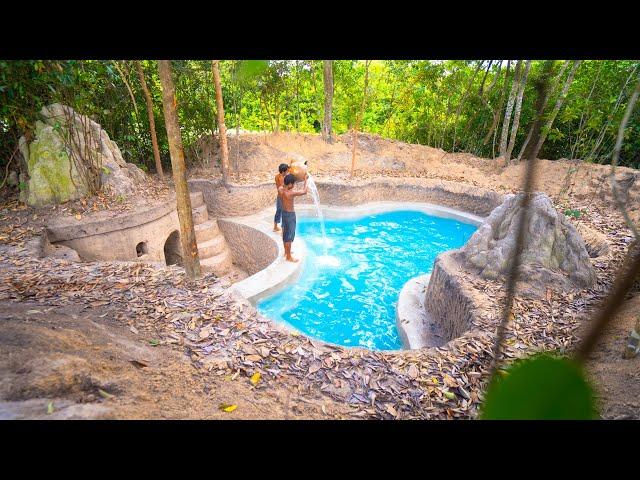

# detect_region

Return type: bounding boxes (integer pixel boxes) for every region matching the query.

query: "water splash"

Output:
[317,255,341,267]
[306,175,329,257]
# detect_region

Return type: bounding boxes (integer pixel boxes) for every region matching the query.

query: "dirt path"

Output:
[0,300,341,419]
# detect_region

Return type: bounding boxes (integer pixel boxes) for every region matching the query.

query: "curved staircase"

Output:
[190,192,233,276]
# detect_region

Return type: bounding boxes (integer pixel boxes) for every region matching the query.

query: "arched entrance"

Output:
[164,230,183,266]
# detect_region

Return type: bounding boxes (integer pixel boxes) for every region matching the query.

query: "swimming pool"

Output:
[256,210,477,350]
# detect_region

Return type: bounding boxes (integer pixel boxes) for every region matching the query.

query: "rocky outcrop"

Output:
[18,104,146,206]
[455,192,597,293]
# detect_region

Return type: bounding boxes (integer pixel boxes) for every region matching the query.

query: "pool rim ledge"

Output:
[228,201,485,328]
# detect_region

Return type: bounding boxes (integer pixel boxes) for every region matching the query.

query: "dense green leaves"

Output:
[2,60,639,177]
[481,354,598,420]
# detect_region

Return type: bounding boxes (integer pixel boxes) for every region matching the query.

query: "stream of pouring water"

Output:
[306,175,330,258]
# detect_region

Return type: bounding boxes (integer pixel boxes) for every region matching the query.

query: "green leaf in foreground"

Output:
[234,60,269,83]
[480,355,598,420]
[47,402,54,415]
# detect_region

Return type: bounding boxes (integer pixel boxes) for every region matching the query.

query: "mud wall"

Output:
[217,220,278,275]
[423,253,479,342]
[188,177,503,218]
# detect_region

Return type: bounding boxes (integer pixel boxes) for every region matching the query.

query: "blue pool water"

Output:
[256,210,477,351]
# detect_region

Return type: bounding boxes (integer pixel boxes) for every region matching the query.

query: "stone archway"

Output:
[164,230,183,266]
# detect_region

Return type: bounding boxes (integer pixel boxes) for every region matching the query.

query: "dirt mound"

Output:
[189,132,640,225]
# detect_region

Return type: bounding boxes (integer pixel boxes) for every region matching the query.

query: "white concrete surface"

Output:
[396,274,431,349]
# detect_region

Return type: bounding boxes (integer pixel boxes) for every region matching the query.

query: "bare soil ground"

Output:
[582,295,640,420]
[0,300,347,420]
[1,131,639,419]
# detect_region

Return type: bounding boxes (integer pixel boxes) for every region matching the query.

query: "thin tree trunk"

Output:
[499,60,523,158]
[485,61,502,96]
[506,60,531,162]
[452,61,483,151]
[570,61,604,159]
[158,60,201,281]
[113,60,139,116]
[310,60,323,132]
[295,60,301,133]
[261,95,275,132]
[211,60,230,184]
[521,60,569,161]
[478,60,493,94]
[528,60,581,162]
[462,62,502,153]
[585,64,639,162]
[484,60,511,147]
[351,60,371,177]
[135,61,164,179]
[322,60,334,143]
[234,79,242,181]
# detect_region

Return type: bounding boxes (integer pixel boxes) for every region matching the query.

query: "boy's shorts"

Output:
[282,211,296,243]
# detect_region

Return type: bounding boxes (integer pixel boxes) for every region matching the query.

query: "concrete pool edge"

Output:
[227,201,485,317]
[224,210,308,304]
[396,274,431,350]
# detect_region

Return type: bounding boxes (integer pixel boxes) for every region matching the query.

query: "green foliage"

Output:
[2,60,640,178]
[481,354,598,420]
[564,208,582,218]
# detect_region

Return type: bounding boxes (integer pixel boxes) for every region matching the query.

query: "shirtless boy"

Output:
[278,173,308,262]
[273,163,290,232]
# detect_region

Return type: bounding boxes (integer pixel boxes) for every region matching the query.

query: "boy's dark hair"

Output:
[279,163,290,174]
[284,174,295,186]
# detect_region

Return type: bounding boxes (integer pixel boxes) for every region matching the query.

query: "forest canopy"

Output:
[1,60,639,175]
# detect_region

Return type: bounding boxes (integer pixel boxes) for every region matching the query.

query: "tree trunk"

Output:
[570,61,604,159]
[462,62,501,153]
[157,60,201,281]
[211,60,230,184]
[261,95,275,132]
[499,60,522,158]
[322,60,334,143]
[528,60,581,162]
[506,60,532,162]
[295,60,301,132]
[484,60,511,146]
[585,64,639,162]
[452,61,483,151]
[521,60,568,161]
[234,80,242,181]
[135,61,164,179]
[478,60,493,95]
[351,60,371,177]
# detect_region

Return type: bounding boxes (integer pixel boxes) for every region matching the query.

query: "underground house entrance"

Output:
[164,231,183,267]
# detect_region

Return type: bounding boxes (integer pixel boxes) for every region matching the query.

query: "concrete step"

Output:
[189,191,205,209]
[194,219,220,243]
[197,234,227,259]
[200,248,233,276]
[192,204,208,225]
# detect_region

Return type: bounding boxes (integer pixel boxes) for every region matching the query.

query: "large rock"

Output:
[18,104,146,206]
[456,192,597,292]
[18,120,87,205]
